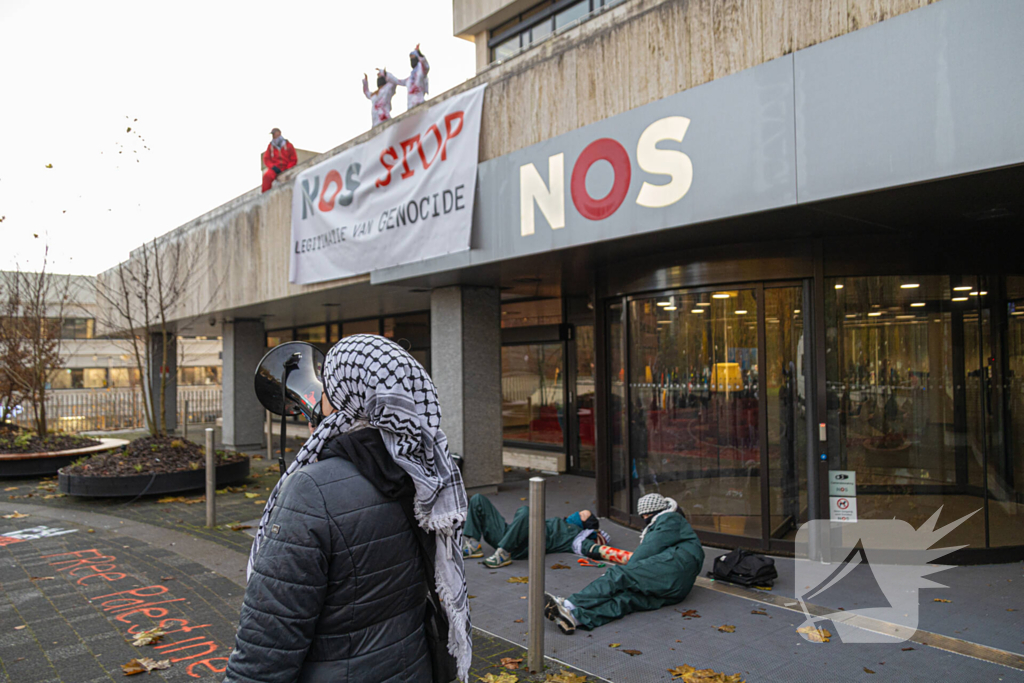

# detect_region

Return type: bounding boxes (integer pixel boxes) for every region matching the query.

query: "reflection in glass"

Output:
[608,302,628,512]
[990,276,1024,547]
[765,288,807,540]
[628,290,761,538]
[501,343,564,447]
[825,276,986,548]
[575,325,596,472]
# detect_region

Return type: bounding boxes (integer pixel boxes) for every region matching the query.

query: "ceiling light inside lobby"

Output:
[901,283,920,289]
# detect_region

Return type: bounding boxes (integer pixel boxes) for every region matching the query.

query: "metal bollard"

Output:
[528,476,546,673]
[182,399,189,441]
[205,428,216,528]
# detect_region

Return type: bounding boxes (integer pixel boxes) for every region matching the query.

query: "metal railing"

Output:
[6,387,222,433]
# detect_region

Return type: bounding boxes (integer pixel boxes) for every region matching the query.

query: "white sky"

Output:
[0,0,476,275]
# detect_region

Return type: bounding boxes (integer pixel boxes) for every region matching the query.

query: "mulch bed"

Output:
[61,435,246,477]
[0,423,101,454]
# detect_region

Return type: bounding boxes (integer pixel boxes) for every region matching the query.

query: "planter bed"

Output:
[59,458,250,497]
[0,439,129,478]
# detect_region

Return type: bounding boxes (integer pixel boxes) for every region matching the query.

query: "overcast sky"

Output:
[0,0,476,275]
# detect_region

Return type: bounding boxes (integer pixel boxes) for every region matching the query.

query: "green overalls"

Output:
[465,494,585,559]
[568,511,704,630]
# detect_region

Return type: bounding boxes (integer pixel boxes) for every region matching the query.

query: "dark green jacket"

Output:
[627,511,704,598]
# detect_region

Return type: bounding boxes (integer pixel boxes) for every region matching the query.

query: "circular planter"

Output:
[0,439,129,478]
[58,457,250,497]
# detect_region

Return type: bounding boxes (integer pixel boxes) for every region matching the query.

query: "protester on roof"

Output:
[388,43,430,110]
[363,69,398,128]
[262,128,297,193]
[463,493,610,568]
[543,493,704,634]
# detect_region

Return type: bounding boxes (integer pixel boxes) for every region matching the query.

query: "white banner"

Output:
[290,84,487,285]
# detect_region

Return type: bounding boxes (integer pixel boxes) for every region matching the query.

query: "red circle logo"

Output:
[570,138,632,221]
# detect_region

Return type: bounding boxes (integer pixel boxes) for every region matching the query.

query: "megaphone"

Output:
[254,342,326,475]
[254,341,326,426]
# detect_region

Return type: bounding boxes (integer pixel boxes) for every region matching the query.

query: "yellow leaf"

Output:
[2,511,28,519]
[479,673,518,683]
[4,487,18,491]
[668,664,744,682]
[157,496,187,504]
[244,492,258,499]
[253,499,266,504]
[129,627,165,647]
[796,625,831,643]
[45,163,53,168]
[609,643,621,648]
[500,657,523,670]
[933,598,951,603]
[545,671,588,683]
[717,625,735,633]
[507,576,529,584]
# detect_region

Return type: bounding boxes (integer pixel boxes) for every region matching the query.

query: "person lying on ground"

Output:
[543,492,704,634]
[463,493,610,568]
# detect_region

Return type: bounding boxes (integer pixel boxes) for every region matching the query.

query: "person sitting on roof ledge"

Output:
[262,128,297,193]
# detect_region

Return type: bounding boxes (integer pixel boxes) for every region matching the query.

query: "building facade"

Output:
[104,0,1024,562]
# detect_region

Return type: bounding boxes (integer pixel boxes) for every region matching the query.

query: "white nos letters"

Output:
[519,153,565,236]
[518,116,693,236]
[635,116,692,208]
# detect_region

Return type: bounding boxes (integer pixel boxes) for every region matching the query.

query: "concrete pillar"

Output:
[431,286,502,491]
[147,333,177,434]
[223,319,266,449]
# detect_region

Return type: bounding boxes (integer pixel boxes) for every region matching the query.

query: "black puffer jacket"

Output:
[224,429,430,683]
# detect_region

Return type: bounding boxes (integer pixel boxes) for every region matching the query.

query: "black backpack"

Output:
[709,549,778,587]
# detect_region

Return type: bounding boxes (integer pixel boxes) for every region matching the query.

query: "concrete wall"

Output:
[454,0,535,38]
[98,0,937,327]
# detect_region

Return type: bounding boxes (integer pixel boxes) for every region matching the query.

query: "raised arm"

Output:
[416,48,429,74]
[386,70,407,87]
[362,74,371,100]
[224,473,332,683]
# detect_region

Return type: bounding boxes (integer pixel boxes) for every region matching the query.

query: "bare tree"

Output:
[0,246,74,434]
[0,286,30,424]
[94,234,219,437]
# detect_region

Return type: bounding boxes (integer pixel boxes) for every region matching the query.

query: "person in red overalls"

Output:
[262,128,297,193]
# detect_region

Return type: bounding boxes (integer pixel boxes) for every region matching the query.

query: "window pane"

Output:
[990,276,1024,547]
[575,324,596,472]
[343,319,380,337]
[266,329,294,348]
[530,18,553,43]
[628,290,761,537]
[556,1,589,30]
[825,275,986,549]
[83,368,107,389]
[493,35,520,62]
[501,298,562,328]
[608,301,629,512]
[765,287,808,540]
[384,313,430,349]
[295,325,327,343]
[502,343,564,447]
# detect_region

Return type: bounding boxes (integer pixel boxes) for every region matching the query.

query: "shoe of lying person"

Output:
[462,537,483,559]
[544,592,577,635]
[482,548,512,568]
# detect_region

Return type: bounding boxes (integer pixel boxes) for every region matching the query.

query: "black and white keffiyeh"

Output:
[637,493,678,542]
[247,334,472,681]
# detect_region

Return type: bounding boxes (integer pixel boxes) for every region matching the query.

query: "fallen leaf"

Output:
[609,643,621,648]
[752,585,772,591]
[228,524,252,531]
[121,657,171,675]
[160,577,175,581]
[933,599,951,603]
[244,492,259,499]
[750,610,767,616]
[87,529,95,533]
[668,664,744,682]
[4,487,18,491]
[901,647,914,651]
[520,497,526,501]
[864,668,875,674]
[157,496,187,504]
[45,163,53,168]
[550,563,571,570]
[796,625,831,643]
[128,627,165,646]
[500,657,523,670]
[468,595,477,599]
[14,625,26,630]
[507,576,529,584]
[622,649,642,656]
[513,619,523,623]
[544,671,588,683]
[479,673,518,683]
[253,499,266,504]
[2,511,28,519]
[717,625,735,633]
[677,609,701,619]
[29,577,54,581]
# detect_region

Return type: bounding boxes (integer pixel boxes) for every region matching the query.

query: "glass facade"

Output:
[501,342,565,447]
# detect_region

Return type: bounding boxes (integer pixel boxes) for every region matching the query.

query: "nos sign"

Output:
[518,117,693,236]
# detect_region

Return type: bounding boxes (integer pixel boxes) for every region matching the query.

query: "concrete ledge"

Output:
[0,438,128,461]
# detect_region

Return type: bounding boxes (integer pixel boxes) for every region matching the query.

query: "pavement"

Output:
[2,452,1022,682]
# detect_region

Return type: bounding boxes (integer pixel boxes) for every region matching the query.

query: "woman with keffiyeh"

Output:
[224,335,472,682]
[543,493,704,634]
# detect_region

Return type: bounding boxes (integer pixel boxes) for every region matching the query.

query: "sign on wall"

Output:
[290,85,487,285]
